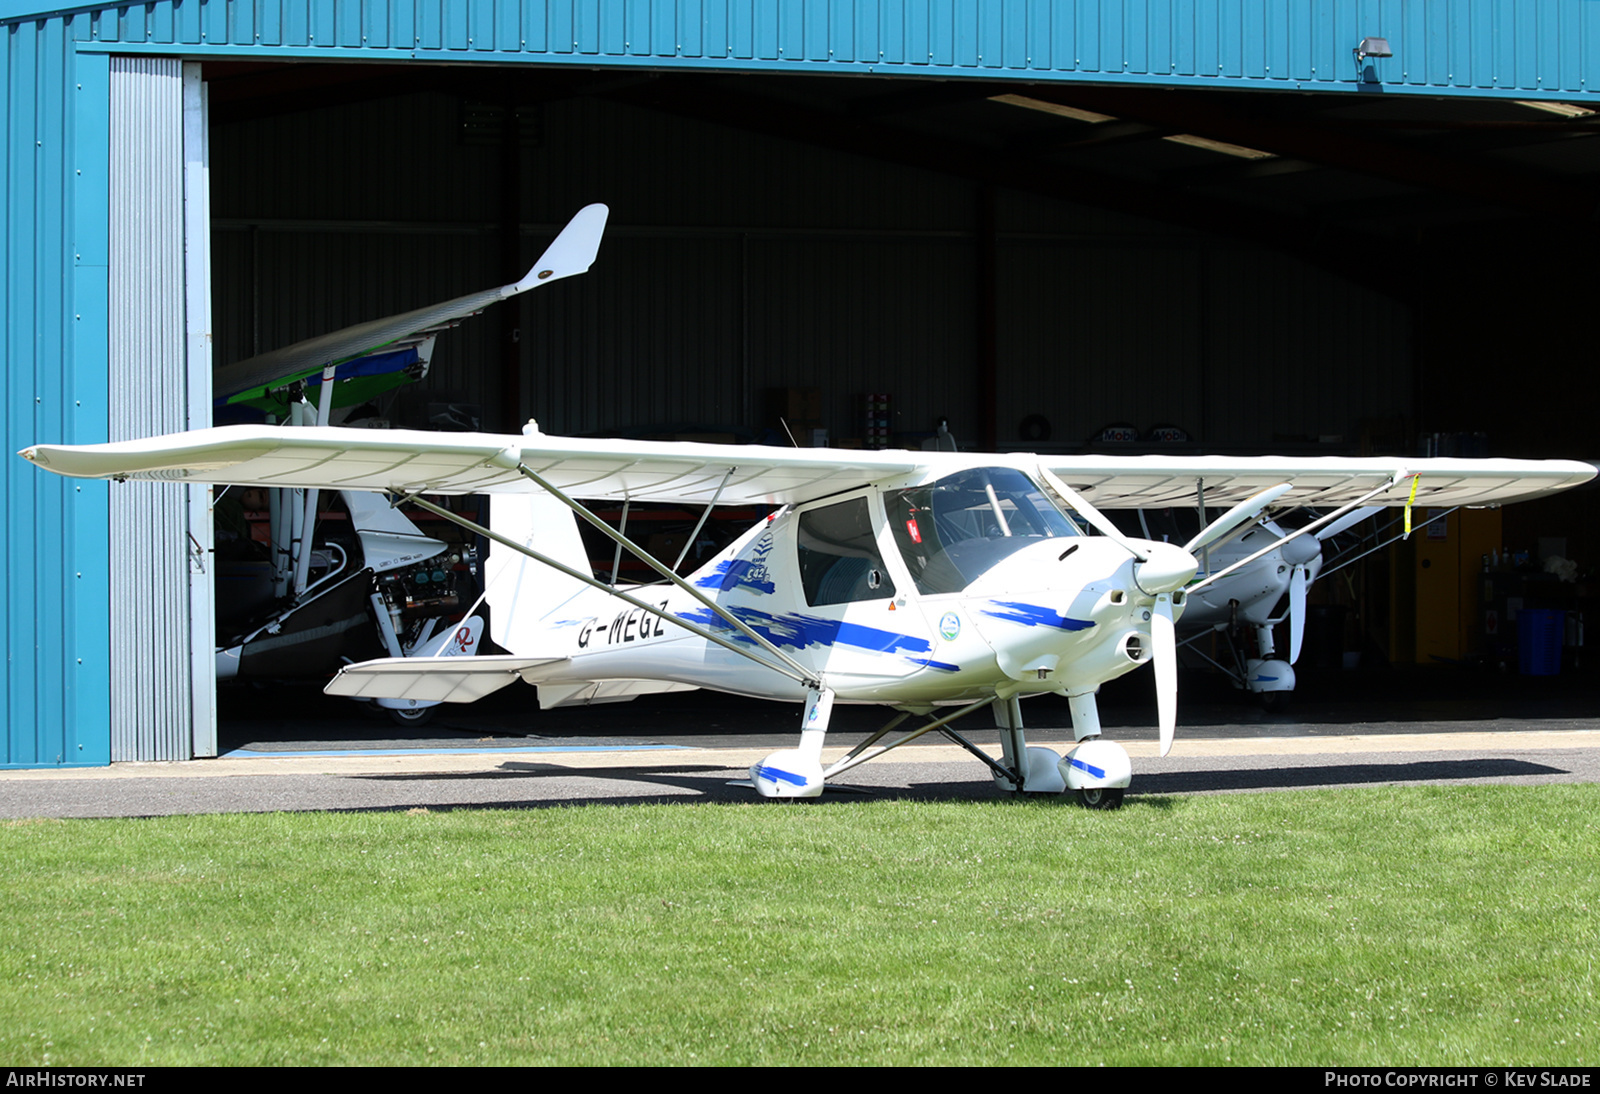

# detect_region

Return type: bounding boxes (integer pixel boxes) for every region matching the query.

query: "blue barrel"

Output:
[1517,609,1565,676]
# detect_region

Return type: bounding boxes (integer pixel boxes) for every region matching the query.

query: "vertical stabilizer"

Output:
[485,492,592,654]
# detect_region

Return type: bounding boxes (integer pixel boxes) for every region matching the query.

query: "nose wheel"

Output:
[1059,699,1133,808]
[1076,786,1125,810]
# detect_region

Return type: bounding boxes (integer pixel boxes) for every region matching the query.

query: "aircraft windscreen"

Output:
[886,467,1079,595]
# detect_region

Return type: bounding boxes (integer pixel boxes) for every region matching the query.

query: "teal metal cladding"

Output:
[2,16,111,767]
[6,0,1598,99]
[4,0,1600,768]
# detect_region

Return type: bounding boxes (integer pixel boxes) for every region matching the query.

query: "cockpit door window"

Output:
[796,496,897,607]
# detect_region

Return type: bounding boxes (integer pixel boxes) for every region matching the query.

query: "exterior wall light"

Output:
[1354,37,1392,82]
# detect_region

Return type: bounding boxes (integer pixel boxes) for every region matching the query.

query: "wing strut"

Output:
[1035,466,1149,560]
[673,467,736,573]
[1316,506,1459,582]
[498,458,823,688]
[608,499,631,585]
[397,489,822,691]
[1187,472,1409,596]
[290,361,342,597]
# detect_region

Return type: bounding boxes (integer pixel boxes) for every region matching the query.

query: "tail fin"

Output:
[485,492,593,655]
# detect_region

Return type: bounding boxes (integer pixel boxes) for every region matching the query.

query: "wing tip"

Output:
[510,203,611,294]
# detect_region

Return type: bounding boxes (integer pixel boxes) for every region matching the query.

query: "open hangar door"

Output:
[198,61,1600,743]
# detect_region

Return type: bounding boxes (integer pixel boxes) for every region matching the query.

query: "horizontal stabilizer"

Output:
[324,654,565,703]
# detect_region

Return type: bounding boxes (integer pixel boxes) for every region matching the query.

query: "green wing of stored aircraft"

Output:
[214,204,609,414]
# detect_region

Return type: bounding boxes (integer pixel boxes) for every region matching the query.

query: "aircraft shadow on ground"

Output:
[343,763,1011,810]
[1134,757,1566,794]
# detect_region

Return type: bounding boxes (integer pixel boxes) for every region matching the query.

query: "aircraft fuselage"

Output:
[524,476,1182,708]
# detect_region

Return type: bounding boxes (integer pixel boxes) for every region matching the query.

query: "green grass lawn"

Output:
[2,784,1595,1066]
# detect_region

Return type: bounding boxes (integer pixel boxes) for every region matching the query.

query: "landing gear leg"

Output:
[1256,624,1277,660]
[1067,690,1102,742]
[751,686,833,798]
[1248,622,1296,710]
[990,694,1064,794]
[1058,689,1131,809]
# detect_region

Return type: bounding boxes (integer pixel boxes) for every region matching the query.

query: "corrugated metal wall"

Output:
[46,0,1600,102]
[1,17,111,767]
[1199,247,1411,448]
[994,231,1411,450]
[747,233,978,442]
[208,89,1410,452]
[108,55,192,762]
[0,0,1555,767]
[182,64,218,759]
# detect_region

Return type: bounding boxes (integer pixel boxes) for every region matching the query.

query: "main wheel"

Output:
[1076,786,1125,810]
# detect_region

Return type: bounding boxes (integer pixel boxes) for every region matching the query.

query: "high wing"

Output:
[19,425,1595,509]
[1048,453,1596,510]
[20,424,930,505]
[213,204,609,411]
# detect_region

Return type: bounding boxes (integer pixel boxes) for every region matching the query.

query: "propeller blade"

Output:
[1288,564,1308,664]
[1037,465,1148,561]
[1316,505,1383,541]
[1152,594,1177,757]
[1183,483,1293,555]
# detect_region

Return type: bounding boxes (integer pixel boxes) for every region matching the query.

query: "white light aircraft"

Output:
[20,208,1595,805]
[1117,502,1383,705]
[23,428,1592,805]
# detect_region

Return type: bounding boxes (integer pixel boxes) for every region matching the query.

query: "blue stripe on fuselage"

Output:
[679,607,932,655]
[982,601,1095,631]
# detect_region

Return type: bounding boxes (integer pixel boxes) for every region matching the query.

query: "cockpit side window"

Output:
[796,496,897,607]
[887,467,1077,595]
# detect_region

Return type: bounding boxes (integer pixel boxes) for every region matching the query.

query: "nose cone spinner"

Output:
[1133,541,1199,597]
[1280,531,1321,568]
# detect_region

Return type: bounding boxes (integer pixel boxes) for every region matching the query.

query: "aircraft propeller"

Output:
[1152,593,1177,755]
[1287,564,1308,663]
[1282,506,1381,664]
[1182,484,1293,555]
[1152,483,1289,752]
[1039,472,1293,754]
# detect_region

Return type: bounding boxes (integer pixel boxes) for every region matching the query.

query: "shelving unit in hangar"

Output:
[6,0,1600,766]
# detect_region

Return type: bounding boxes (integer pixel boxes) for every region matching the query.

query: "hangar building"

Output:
[5,0,1598,766]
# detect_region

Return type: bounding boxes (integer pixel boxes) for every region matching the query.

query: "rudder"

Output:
[485,492,593,655]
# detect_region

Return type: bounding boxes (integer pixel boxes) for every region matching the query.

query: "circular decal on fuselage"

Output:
[939,611,961,641]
